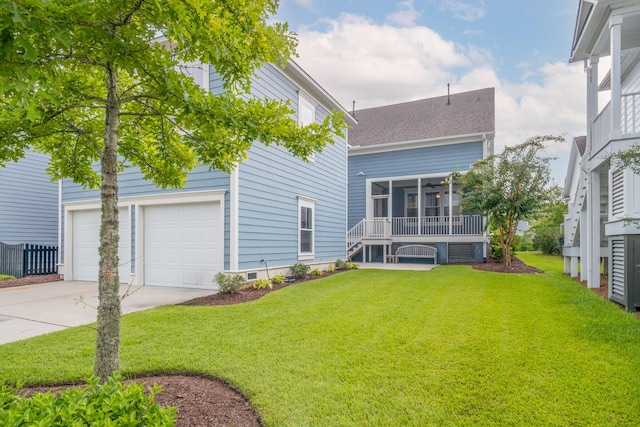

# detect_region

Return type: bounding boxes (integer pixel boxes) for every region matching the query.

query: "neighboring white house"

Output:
[566,0,640,312]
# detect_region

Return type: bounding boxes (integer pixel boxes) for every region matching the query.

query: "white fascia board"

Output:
[348,132,493,156]
[276,61,358,127]
[63,189,227,210]
[570,1,610,62]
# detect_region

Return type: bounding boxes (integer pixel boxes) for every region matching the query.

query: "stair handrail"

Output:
[347,218,366,251]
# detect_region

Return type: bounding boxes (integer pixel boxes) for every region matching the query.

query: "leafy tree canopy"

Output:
[458,135,564,266]
[0,0,344,186]
[609,143,640,175]
[0,0,345,379]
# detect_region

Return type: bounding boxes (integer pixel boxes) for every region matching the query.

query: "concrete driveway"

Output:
[0,281,215,345]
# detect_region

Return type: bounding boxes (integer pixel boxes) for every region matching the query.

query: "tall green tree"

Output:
[0,0,344,379]
[458,136,564,267]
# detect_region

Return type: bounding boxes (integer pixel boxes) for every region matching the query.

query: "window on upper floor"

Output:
[298,92,316,162]
[298,92,315,126]
[298,196,315,259]
[181,61,209,91]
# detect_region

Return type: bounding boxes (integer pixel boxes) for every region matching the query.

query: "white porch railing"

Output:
[593,101,611,155]
[622,92,640,134]
[392,216,484,236]
[592,93,640,157]
[365,218,391,239]
[347,219,365,251]
[348,216,484,247]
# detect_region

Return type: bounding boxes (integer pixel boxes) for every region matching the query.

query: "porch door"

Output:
[424,192,441,217]
[373,197,389,218]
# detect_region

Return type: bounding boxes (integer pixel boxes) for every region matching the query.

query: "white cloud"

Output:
[297,14,471,107]
[386,0,420,27]
[295,13,585,183]
[438,0,486,22]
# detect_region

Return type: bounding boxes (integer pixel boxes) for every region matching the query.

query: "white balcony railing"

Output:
[592,101,611,155]
[622,92,640,134]
[592,93,640,157]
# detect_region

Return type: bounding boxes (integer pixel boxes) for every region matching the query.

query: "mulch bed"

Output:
[0,274,62,289]
[179,272,341,307]
[471,256,543,274]
[21,375,262,427]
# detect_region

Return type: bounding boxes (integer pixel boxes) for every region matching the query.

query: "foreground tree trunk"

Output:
[94,63,121,379]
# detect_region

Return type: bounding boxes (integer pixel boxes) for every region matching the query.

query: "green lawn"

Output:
[2,253,639,426]
[0,275,14,281]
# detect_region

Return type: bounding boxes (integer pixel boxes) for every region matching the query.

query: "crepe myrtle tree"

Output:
[0,0,345,379]
[458,136,564,267]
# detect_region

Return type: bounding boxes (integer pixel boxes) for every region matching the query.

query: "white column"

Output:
[587,56,599,156]
[417,178,422,236]
[571,256,579,278]
[564,256,570,274]
[229,168,239,272]
[587,171,601,288]
[388,180,392,221]
[610,15,623,139]
[580,210,588,282]
[449,180,453,235]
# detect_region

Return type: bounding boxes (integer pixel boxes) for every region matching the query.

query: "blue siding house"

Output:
[59,61,355,288]
[0,150,59,246]
[347,88,495,264]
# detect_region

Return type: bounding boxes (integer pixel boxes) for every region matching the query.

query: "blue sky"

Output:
[274,0,586,184]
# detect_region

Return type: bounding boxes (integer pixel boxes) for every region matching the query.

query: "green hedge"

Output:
[0,375,176,426]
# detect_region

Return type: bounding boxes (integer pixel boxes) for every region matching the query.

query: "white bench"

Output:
[391,244,437,264]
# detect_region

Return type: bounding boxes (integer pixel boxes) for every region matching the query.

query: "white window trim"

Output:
[298,196,316,260]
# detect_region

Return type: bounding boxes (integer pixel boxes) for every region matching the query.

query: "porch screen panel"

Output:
[424,192,440,217]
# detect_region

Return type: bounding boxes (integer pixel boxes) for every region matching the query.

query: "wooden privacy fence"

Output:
[0,242,58,279]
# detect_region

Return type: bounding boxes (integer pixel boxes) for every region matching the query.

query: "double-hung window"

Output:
[298,196,315,259]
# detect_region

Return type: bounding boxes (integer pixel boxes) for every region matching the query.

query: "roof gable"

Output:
[349,87,495,147]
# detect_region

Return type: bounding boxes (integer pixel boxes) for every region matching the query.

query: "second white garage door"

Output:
[143,202,222,287]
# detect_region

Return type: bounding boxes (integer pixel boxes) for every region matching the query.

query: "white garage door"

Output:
[72,209,131,283]
[143,202,222,288]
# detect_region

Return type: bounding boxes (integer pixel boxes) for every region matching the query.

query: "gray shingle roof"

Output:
[349,87,495,147]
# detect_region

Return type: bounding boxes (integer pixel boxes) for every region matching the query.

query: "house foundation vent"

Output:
[247,272,257,280]
[609,236,640,312]
[611,238,625,300]
[448,243,474,260]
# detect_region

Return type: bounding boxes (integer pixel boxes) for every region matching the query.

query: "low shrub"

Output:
[271,274,286,285]
[290,263,310,279]
[214,272,246,294]
[253,278,273,290]
[0,375,176,426]
[310,268,322,276]
[346,262,359,269]
[335,259,347,270]
[326,264,335,273]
